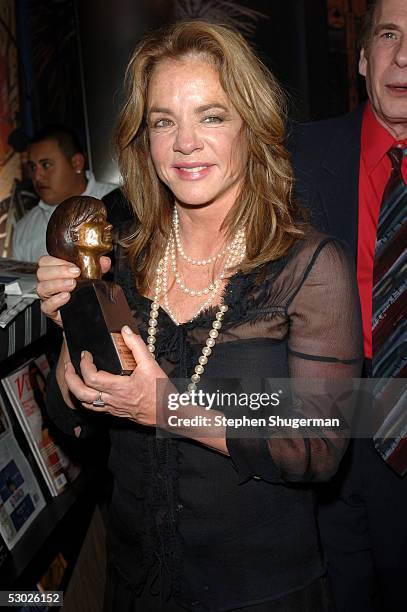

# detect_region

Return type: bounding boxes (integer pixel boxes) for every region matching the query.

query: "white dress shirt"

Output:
[12,173,115,263]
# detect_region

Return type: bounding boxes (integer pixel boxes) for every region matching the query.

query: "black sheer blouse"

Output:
[47,228,363,612]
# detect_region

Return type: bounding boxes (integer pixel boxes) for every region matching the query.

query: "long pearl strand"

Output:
[164,237,221,324]
[146,213,246,392]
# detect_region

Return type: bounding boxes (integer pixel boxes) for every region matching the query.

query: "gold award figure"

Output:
[46,196,136,375]
[47,196,113,279]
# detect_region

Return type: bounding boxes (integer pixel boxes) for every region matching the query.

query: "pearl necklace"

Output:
[146,218,246,392]
[164,236,221,323]
[171,229,246,297]
[173,207,230,265]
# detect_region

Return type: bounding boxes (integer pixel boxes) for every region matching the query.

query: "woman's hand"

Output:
[64,326,170,426]
[36,255,111,326]
[65,326,229,454]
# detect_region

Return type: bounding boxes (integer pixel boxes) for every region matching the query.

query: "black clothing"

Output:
[290,109,407,612]
[47,229,362,611]
[102,188,133,228]
[101,188,133,279]
[289,105,364,257]
[104,566,334,612]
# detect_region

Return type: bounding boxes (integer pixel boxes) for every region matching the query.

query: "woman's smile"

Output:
[172,162,215,180]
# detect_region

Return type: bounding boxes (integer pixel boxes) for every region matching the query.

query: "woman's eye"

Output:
[153,118,173,128]
[202,116,223,124]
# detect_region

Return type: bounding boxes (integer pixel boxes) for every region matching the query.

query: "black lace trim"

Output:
[143,433,183,601]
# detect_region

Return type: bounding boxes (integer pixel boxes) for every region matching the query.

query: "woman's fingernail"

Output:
[81,350,85,358]
[123,325,132,335]
[69,267,80,274]
[63,279,74,287]
[59,292,70,300]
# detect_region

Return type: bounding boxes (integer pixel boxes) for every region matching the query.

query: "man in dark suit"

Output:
[291,0,407,610]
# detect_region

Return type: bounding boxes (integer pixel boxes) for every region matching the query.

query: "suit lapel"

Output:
[318,106,364,259]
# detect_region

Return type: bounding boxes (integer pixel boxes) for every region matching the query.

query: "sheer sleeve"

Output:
[226,238,364,483]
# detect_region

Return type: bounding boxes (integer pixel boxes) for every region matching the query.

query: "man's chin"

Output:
[40,198,59,206]
[372,102,407,138]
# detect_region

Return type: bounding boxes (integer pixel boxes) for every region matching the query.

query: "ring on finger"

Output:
[92,390,105,408]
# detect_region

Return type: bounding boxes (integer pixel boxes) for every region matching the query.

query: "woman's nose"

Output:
[173,124,203,154]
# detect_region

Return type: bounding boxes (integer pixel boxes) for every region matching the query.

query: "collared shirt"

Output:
[358,102,407,358]
[12,172,115,263]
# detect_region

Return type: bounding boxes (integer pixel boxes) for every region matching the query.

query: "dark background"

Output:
[14,0,370,183]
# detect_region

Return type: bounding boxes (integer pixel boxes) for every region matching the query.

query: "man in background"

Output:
[291,0,407,610]
[13,125,114,262]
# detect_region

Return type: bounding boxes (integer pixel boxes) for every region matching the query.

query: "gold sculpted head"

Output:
[46,196,113,280]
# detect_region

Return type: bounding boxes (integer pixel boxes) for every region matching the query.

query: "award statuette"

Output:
[46,195,136,375]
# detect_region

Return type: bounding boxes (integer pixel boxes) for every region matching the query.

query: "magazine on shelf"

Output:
[0,275,37,297]
[0,295,37,329]
[0,258,39,329]
[0,394,46,550]
[1,355,81,497]
[0,258,37,297]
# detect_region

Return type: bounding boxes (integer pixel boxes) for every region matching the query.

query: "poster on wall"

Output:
[0,0,88,261]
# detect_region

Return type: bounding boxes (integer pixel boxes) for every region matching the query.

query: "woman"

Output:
[37,21,362,612]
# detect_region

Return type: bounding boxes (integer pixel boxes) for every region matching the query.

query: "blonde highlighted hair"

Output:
[115,20,305,293]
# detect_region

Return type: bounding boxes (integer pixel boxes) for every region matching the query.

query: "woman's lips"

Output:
[172,164,213,179]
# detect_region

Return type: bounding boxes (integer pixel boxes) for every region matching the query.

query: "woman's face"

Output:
[147,56,247,211]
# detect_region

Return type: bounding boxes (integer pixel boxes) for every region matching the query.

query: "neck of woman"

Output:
[175,202,232,260]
